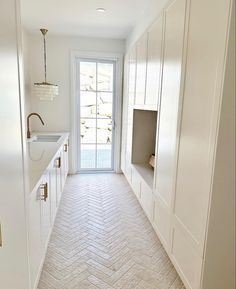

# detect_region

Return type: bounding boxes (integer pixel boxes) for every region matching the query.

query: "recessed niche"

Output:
[132,109,157,187]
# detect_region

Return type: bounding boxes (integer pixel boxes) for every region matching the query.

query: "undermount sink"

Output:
[32,135,62,143]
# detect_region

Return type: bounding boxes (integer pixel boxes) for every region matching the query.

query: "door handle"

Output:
[40,183,48,202]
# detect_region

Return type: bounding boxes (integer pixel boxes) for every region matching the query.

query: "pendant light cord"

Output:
[43,33,47,83]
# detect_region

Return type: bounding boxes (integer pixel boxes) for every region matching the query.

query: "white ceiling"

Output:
[20,0,161,39]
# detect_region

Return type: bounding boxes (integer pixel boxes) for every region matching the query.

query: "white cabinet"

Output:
[49,161,57,224]
[154,0,187,247]
[145,16,163,107]
[121,0,233,288]
[28,183,43,289]
[40,172,51,249]
[28,171,52,289]
[62,139,69,188]
[140,181,153,220]
[121,54,130,173]
[28,172,51,289]
[135,33,147,105]
[131,168,141,199]
[28,136,69,289]
[169,0,234,288]
[125,47,137,184]
[153,195,171,250]
[55,152,63,206]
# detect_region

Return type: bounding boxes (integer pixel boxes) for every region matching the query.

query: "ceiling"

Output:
[20,0,160,39]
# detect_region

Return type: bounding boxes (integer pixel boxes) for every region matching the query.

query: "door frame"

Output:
[70,50,123,174]
[77,58,116,172]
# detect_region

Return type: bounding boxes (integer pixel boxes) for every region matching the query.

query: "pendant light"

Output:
[34,28,58,101]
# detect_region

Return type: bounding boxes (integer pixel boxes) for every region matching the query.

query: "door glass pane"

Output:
[80,91,96,118]
[80,62,96,91]
[97,63,113,91]
[97,119,112,144]
[79,60,115,171]
[97,145,112,168]
[81,145,96,168]
[80,119,96,144]
[97,92,112,119]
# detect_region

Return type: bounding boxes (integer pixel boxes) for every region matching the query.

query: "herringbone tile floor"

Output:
[38,173,185,289]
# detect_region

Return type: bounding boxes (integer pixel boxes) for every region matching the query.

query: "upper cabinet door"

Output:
[128,46,137,106]
[135,33,148,105]
[146,16,164,107]
[154,0,187,241]
[126,47,136,160]
[121,53,130,173]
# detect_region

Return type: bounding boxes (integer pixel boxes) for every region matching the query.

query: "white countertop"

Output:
[24,132,69,194]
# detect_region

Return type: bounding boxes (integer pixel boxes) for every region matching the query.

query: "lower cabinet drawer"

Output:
[140,181,153,220]
[131,168,141,199]
[170,225,203,289]
[153,195,171,249]
[125,163,132,185]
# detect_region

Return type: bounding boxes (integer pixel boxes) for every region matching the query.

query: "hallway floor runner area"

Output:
[38,174,185,289]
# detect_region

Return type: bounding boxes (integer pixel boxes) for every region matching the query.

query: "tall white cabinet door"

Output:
[121,54,130,173]
[145,16,163,107]
[126,47,136,182]
[154,0,187,246]
[135,33,147,105]
[171,0,233,288]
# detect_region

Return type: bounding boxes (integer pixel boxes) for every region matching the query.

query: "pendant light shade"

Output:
[34,28,58,101]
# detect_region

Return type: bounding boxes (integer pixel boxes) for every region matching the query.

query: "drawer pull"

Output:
[55,157,61,168]
[40,183,48,202]
[64,144,68,152]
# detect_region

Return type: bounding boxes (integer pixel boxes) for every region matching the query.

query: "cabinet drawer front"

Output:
[140,181,153,220]
[28,186,43,289]
[153,195,171,249]
[131,168,141,198]
[170,225,203,289]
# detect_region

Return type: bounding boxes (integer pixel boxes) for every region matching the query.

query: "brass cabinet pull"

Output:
[40,183,48,202]
[58,157,61,168]
[64,144,68,152]
[55,157,61,168]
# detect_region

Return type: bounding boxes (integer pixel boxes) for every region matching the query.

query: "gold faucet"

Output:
[27,113,45,139]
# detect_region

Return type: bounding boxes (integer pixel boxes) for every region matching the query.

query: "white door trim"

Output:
[70,50,123,174]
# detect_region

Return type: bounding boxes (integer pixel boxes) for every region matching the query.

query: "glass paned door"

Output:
[78,59,115,171]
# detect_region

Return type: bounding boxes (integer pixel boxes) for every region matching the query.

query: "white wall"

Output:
[22,29,31,120]
[27,34,125,132]
[0,1,30,288]
[125,0,169,50]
